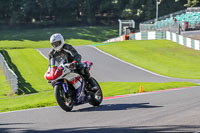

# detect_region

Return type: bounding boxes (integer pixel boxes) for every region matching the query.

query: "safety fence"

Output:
[140,7,200,33]
[0,53,18,92]
[103,36,123,43]
[140,23,182,34]
[104,31,200,51]
[104,31,166,43]
[129,31,166,40]
[166,31,200,50]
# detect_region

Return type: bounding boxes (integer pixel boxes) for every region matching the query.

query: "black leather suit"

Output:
[48,43,90,80]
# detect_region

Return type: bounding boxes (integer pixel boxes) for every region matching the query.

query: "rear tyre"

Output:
[89,77,103,106]
[54,84,74,112]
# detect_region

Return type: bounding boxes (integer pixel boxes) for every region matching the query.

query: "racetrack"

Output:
[1,46,200,133]
[38,46,199,83]
[1,86,200,133]
[182,30,200,40]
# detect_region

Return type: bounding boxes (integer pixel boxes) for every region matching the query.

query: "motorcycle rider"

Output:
[48,33,98,92]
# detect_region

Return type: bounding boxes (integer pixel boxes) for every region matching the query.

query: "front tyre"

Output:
[89,77,103,106]
[54,84,73,112]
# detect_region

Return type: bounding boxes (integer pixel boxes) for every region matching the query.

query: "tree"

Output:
[185,0,199,7]
[0,0,193,26]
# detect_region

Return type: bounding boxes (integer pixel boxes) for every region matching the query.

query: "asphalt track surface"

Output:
[1,46,200,133]
[37,46,199,83]
[182,30,200,36]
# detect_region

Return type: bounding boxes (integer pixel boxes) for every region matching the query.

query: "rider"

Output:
[48,33,97,92]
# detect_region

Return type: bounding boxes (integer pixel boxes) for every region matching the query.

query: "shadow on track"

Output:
[74,103,163,112]
[0,123,33,126]
[1,125,200,133]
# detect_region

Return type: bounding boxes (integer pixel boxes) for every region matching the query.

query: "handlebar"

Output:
[62,63,76,70]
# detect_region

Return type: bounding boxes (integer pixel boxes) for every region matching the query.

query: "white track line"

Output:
[0,106,58,115]
[37,46,197,82]
[36,49,48,60]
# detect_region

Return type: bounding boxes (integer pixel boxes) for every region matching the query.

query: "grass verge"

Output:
[100,82,198,96]
[1,27,200,112]
[97,40,200,79]
[0,26,118,48]
[0,81,198,112]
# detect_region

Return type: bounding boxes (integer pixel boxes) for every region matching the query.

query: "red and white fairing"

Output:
[45,60,92,90]
[65,73,84,90]
[45,68,83,90]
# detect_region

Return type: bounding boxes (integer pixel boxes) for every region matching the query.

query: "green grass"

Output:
[0,48,198,113]
[100,82,198,96]
[0,81,198,112]
[0,26,118,48]
[0,90,56,112]
[0,40,51,49]
[0,27,200,112]
[97,40,200,79]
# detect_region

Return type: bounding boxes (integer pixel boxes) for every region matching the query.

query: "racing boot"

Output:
[78,65,98,92]
[90,86,98,92]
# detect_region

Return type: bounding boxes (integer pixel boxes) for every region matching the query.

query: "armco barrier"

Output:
[0,53,18,92]
[103,36,123,43]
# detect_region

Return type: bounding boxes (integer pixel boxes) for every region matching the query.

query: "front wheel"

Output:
[54,84,74,112]
[89,77,103,106]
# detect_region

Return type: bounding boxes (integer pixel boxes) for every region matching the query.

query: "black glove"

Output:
[69,63,76,70]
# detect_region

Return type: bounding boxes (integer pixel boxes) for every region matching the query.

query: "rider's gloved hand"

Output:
[69,61,77,70]
[69,63,74,69]
[60,64,65,70]
[73,60,78,66]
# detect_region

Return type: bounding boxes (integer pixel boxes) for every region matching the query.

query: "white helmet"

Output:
[50,33,65,51]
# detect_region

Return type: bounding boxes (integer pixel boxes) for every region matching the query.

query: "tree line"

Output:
[0,0,199,27]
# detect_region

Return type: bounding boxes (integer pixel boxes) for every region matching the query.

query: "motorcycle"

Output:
[44,60,103,112]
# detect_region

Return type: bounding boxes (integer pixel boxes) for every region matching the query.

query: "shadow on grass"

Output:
[0,26,118,42]
[0,50,37,95]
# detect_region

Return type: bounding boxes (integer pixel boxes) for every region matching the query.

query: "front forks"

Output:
[62,79,68,93]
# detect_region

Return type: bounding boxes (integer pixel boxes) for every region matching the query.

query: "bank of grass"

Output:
[1,27,200,112]
[0,49,198,112]
[0,81,198,112]
[0,26,118,112]
[97,40,200,79]
[0,26,118,48]
[1,49,51,95]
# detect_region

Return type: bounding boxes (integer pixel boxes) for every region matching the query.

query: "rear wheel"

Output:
[54,84,74,112]
[89,77,103,106]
